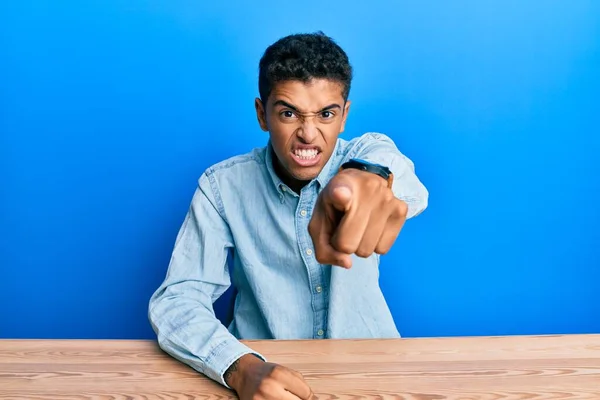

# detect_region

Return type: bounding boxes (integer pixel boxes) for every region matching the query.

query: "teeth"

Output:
[294,149,318,159]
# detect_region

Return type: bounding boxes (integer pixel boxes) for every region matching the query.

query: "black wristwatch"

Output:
[339,158,394,188]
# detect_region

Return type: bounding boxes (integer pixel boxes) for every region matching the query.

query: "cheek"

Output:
[269,128,294,157]
[323,123,343,140]
[269,122,295,144]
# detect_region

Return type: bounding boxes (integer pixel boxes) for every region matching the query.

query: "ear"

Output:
[340,100,351,133]
[255,98,268,132]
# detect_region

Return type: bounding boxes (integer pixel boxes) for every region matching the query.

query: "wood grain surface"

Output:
[1,334,599,399]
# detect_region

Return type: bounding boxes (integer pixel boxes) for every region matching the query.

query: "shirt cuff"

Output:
[204,338,267,389]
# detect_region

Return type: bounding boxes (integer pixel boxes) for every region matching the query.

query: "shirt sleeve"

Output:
[352,133,429,219]
[148,172,265,388]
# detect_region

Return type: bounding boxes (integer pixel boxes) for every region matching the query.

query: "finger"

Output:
[309,197,352,268]
[281,370,314,400]
[356,209,389,258]
[325,183,353,212]
[262,386,301,400]
[278,391,304,400]
[330,203,371,256]
[310,207,352,268]
[326,173,379,254]
[374,201,408,254]
[288,368,319,399]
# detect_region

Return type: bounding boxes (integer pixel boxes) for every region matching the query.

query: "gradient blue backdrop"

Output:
[1,1,599,339]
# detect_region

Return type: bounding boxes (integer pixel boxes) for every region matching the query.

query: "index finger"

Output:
[309,202,352,269]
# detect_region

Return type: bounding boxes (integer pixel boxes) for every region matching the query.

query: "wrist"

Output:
[338,167,388,187]
[225,353,262,391]
[339,158,393,188]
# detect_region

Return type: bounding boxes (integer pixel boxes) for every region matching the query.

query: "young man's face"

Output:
[255,79,351,189]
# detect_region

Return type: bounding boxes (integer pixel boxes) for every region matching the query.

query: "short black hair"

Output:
[258,32,353,104]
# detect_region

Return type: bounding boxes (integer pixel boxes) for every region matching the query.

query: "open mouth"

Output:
[291,148,322,167]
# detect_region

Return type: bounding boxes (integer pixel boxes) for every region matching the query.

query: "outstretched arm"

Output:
[309,133,428,268]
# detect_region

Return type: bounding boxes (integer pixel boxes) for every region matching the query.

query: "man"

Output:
[148,32,428,400]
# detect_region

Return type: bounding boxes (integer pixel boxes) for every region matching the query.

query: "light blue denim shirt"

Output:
[148,133,428,387]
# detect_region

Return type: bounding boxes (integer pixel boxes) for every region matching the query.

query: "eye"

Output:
[320,111,334,119]
[280,110,297,119]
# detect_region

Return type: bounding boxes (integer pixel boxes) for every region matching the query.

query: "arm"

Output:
[148,172,263,388]
[148,174,314,399]
[309,133,428,267]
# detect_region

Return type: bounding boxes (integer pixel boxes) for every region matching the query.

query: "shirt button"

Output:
[300,210,307,217]
[315,286,322,293]
[306,249,313,256]
[317,329,324,336]
[281,186,286,192]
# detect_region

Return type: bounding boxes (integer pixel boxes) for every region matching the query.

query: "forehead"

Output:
[268,79,344,110]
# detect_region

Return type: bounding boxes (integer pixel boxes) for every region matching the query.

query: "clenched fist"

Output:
[226,354,315,400]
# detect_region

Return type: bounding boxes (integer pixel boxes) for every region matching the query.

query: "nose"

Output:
[297,118,319,143]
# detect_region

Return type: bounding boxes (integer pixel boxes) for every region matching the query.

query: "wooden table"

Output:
[1,334,599,399]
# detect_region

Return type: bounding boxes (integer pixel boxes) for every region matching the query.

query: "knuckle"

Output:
[366,176,380,191]
[269,365,284,378]
[315,253,328,264]
[397,200,408,217]
[258,378,277,394]
[336,242,356,254]
[289,368,304,380]
[355,248,372,258]
[376,244,391,255]
[384,191,395,204]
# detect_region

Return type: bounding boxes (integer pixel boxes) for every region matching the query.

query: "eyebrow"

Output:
[272,100,342,113]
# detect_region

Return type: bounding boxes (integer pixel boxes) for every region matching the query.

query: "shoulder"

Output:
[205,146,267,175]
[338,132,398,158]
[195,146,269,212]
[199,146,268,186]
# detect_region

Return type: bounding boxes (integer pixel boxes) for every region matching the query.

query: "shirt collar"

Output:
[264,140,286,196]
[264,139,341,196]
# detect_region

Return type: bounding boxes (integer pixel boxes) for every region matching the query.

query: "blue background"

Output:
[1,1,599,339]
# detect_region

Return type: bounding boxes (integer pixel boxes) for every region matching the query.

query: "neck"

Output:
[271,148,308,194]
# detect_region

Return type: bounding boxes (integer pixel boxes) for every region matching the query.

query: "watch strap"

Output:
[339,158,394,188]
